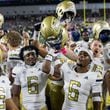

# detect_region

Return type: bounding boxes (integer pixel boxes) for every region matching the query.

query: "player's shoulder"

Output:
[35,61,43,68]
[91,61,104,74]
[87,71,103,82]
[12,63,25,74]
[61,62,75,71]
[0,75,10,84]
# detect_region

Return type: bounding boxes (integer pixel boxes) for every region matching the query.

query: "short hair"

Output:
[19,45,39,61]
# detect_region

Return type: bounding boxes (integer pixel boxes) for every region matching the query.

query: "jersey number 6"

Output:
[68,80,81,101]
[27,76,39,94]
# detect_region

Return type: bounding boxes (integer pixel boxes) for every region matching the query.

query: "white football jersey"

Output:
[91,60,105,77]
[7,47,23,70]
[103,58,110,71]
[60,63,102,110]
[0,75,11,110]
[77,40,90,49]
[13,61,48,110]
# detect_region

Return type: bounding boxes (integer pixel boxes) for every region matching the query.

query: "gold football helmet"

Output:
[0,45,7,63]
[92,20,110,39]
[92,20,110,44]
[44,27,68,50]
[0,13,4,28]
[56,0,76,24]
[61,27,68,47]
[40,16,61,39]
[0,35,7,44]
[0,49,3,63]
[39,16,68,50]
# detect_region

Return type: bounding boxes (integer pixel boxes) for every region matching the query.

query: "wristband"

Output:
[92,96,101,102]
[45,54,53,62]
[60,48,67,55]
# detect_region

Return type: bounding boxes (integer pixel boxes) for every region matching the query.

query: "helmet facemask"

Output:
[99,30,110,44]
[56,1,76,25]
[60,11,75,24]
[45,31,63,50]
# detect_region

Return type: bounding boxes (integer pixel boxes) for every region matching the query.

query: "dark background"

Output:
[0,0,109,6]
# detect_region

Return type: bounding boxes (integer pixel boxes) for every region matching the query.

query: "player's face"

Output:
[82,32,89,42]
[24,52,37,66]
[77,51,91,67]
[90,40,103,57]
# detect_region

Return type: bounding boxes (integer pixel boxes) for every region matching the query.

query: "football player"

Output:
[43,47,103,110]
[0,67,19,110]
[12,45,52,110]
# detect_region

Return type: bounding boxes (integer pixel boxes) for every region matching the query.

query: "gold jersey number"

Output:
[27,76,39,94]
[0,87,5,109]
[92,64,103,75]
[68,80,81,101]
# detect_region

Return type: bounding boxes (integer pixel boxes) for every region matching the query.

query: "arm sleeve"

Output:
[6,84,11,99]
[92,73,103,101]
[4,77,11,99]
[60,64,65,79]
